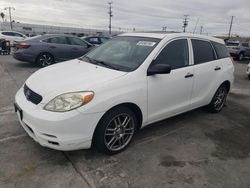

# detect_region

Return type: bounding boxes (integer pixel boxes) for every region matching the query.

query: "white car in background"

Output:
[247,62,250,78]
[0,31,27,46]
[14,33,234,155]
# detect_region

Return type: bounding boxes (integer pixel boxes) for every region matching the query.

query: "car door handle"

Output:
[214,66,221,71]
[72,47,78,50]
[49,46,56,49]
[185,73,194,78]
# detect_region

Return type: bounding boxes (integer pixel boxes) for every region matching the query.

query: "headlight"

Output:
[44,91,94,112]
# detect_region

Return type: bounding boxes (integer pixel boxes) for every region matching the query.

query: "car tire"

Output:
[36,53,55,67]
[206,84,228,113]
[94,106,137,155]
[237,52,244,61]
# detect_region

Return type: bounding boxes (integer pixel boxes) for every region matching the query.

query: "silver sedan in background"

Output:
[13,34,94,67]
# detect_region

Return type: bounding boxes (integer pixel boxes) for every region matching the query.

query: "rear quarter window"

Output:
[212,41,230,59]
[191,39,216,64]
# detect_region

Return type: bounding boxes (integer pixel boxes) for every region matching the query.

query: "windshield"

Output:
[80,36,160,72]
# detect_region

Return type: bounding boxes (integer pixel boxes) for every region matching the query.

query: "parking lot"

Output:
[0,55,250,188]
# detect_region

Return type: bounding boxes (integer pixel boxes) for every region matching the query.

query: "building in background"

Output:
[0,21,120,37]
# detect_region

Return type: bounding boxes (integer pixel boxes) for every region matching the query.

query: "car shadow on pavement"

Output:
[15,62,39,68]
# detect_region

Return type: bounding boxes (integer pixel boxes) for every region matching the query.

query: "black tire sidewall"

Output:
[93,106,137,155]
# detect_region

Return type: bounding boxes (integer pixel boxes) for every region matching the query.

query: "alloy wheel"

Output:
[104,113,135,151]
[39,54,53,67]
[213,87,227,111]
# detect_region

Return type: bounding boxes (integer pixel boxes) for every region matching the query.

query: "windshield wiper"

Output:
[94,60,120,71]
[80,56,120,71]
[79,56,95,64]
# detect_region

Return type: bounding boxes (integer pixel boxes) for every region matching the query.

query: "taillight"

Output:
[17,43,30,49]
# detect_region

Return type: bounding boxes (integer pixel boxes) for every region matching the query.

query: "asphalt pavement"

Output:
[0,55,250,188]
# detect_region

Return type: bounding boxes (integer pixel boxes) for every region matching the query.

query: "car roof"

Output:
[0,31,24,34]
[119,32,224,44]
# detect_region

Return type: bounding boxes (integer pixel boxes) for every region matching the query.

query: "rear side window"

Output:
[242,43,249,47]
[46,37,68,45]
[89,37,99,42]
[212,42,230,59]
[191,39,216,64]
[68,37,88,48]
[154,39,189,69]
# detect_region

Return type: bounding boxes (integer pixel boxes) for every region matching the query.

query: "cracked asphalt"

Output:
[0,55,250,188]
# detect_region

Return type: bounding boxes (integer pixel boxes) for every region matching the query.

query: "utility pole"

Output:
[228,16,234,39]
[200,26,203,34]
[108,2,113,36]
[4,7,15,30]
[162,26,167,32]
[183,15,189,33]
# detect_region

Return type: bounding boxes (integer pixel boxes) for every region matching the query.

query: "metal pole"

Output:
[4,7,15,30]
[228,16,234,39]
[108,2,113,36]
[200,26,203,34]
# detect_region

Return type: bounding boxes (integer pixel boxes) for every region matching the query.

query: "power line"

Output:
[183,15,189,33]
[4,7,15,30]
[193,17,199,34]
[108,2,113,35]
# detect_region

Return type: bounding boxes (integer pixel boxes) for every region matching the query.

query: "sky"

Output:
[0,0,250,36]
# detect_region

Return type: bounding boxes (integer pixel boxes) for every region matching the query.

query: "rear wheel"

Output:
[207,84,228,113]
[94,106,137,155]
[237,52,244,61]
[36,53,54,67]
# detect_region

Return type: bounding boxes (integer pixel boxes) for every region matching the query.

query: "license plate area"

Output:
[14,103,23,120]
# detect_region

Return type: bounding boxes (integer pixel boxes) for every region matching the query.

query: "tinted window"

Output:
[242,43,249,47]
[2,32,14,36]
[191,39,216,64]
[47,37,68,45]
[100,37,109,43]
[89,37,99,42]
[13,33,24,37]
[154,39,189,69]
[68,37,87,48]
[226,42,239,46]
[212,42,230,59]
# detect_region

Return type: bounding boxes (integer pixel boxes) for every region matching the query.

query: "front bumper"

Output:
[15,87,104,151]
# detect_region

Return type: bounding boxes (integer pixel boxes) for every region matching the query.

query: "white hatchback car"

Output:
[15,33,234,154]
[0,31,26,46]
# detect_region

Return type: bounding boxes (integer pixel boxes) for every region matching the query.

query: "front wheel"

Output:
[237,53,244,61]
[207,85,228,113]
[94,107,137,155]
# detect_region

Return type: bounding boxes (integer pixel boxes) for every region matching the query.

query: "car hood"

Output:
[25,59,127,102]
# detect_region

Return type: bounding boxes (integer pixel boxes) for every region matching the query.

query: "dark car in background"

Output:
[13,34,94,67]
[226,41,250,61]
[82,36,110,46]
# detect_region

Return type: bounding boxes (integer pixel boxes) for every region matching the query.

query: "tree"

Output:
[0,12,5,22]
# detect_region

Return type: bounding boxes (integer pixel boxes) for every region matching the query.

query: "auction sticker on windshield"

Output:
[136,41,156,47]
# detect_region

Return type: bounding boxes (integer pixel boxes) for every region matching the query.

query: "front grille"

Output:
[23,84,43,105]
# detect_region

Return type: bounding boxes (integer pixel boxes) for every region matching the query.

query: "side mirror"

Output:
[147,63,171,76]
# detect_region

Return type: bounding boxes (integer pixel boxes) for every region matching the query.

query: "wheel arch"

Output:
[221,80,231,93]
